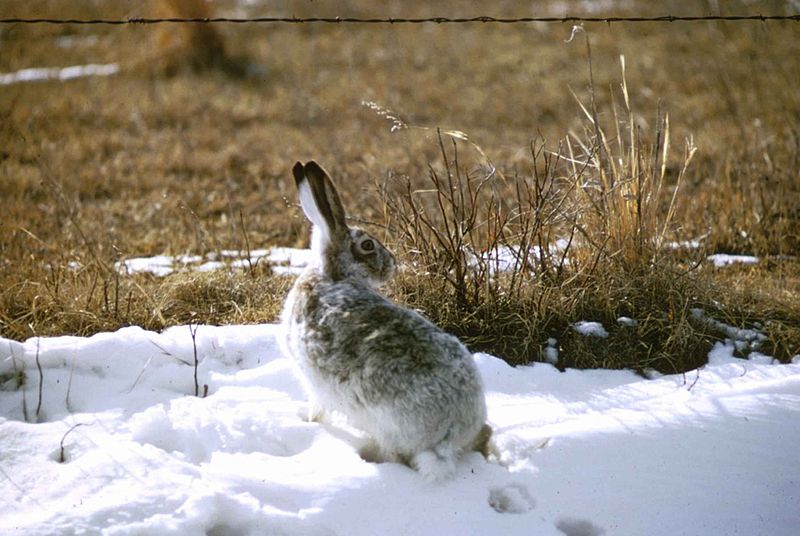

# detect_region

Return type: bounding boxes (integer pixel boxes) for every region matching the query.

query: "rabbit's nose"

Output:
[385,256,398,279]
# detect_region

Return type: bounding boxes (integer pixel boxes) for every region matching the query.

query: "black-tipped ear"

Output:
[292,160,348,237]
[302,161,347,232]
[303,160,326,182]
[292,161,305,187]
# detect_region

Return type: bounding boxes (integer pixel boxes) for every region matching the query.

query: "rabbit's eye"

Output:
[360,239,375,252]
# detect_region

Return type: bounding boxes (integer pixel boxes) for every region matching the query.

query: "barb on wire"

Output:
[0,14,798,26]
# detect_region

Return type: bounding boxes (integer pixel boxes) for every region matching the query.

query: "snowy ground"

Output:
[5,7,798,533]
[112,246,772,280]
[0,63,119,86]
[2,317,799,535]
[115,248,314,278]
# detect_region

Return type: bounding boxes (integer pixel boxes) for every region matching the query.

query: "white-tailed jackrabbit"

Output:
[281,161,490,481]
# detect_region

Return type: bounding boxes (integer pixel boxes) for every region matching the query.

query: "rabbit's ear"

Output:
[293,161,347,236]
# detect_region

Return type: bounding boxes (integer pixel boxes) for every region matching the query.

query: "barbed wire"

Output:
[1,14,799,26]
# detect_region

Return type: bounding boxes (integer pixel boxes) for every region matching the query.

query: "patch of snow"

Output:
[707,340,739,365]
[123,242,585,279]
[616,316,637,327]
[177,254,203,265]
[196,260,226,272]
[691,308,767,355]
[220,248,270,259]
[268,247,316,272]
[573,321,609,338]
[1,324,799,535]
[473,239,571,275]
[665,236,706,250]
[114,247,312,277]
[707,253,759,268]
[0,63,119,86]
[55,35,99,49]
[118,254,177,277]
[544,338,559,365]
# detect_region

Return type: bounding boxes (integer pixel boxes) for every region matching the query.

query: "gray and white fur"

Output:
[280,160,490,481]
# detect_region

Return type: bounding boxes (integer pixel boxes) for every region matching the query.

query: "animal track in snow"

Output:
[555,516,606,536]
[488,483,535,513]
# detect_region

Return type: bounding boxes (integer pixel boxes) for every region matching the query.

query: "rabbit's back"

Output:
[284,272,486,454]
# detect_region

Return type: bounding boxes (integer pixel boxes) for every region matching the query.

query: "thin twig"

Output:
[64,349,77,413]
[189,324,200,397]
[239,209,256,276]
[58,423,86,463]
[687,367,702,391]
[34,336,43,420]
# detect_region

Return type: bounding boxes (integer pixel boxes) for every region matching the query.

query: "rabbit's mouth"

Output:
[372,259,396,288]
[361,256,395,288]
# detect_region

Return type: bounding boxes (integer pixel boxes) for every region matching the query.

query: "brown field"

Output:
[1,0,799,372]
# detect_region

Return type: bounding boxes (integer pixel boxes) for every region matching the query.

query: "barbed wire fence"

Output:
[0,14,799,26]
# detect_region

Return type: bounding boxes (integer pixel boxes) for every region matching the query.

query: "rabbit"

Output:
[280,160,491,481]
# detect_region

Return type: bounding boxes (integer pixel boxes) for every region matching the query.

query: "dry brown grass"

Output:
[1,0,799,370]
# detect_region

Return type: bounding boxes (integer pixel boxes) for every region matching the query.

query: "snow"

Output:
[120,243,569,279]
[55,35,100,49]
[707,253,760,267]
[544,338,559,365]
[116,248,314,277]
[0,63,120,86]
[572,321,609,338]
[665,236,706,250]
[474,240,571,274]
[616,316,637,327]
[2,319,799,535]
[691,308,768,357]
[115,245,769,280]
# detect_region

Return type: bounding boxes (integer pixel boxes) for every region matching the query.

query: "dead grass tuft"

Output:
[380,54,798,372]
[0,262,291,340]
[154,267,290,325]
